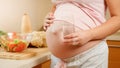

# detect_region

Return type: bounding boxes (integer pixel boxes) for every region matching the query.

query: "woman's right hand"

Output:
[44,12,54,30]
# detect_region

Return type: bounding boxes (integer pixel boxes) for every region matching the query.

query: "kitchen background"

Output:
[0,0,119,40]
[0,0,52,32]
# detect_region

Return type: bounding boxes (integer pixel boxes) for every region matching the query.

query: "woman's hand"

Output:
[43,12,54,30]
[63,30,93,46]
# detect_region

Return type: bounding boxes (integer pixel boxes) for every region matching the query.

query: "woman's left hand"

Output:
[63,30,93,46]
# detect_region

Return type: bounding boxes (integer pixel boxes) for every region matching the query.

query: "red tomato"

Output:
[13,41,26,52]
[7,42,17,51]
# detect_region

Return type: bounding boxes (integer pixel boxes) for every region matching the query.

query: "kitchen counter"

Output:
[106,31,120,41]
[0,48,51,68]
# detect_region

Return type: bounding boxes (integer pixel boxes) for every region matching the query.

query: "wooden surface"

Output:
[107,40,120,68]
[107,40,120,45]
[0,47,48,60]
[33,60,51,68]
[108,47,120,68]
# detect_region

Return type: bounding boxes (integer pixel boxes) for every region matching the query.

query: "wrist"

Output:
[88,29,95,40]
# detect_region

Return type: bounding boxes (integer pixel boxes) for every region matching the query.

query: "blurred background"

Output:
[0,0,52,32]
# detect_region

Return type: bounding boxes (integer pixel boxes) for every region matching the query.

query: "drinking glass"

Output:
[62,21,75,36]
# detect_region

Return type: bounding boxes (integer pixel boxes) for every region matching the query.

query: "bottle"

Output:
[21,13,32,34]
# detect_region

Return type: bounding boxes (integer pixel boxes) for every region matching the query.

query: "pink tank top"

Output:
[52,0,106,29]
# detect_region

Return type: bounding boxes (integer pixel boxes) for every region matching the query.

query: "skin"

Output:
[44,0,120,46]
[43,4,56,30]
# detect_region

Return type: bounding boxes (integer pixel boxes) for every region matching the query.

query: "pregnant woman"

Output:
[44,0,120,68]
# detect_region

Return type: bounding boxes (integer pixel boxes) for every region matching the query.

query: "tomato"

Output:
[7,42,17,51]
[13,41,26,52]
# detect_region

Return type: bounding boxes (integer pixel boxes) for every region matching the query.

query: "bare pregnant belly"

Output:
[46,28,101,59]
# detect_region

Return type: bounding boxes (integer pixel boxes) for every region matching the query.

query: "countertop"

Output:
[0,48,51,68]
[106,31,120,41]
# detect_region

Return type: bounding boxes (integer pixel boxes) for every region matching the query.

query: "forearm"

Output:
[90,16,120,40]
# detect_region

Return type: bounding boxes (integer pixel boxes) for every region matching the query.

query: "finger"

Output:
[46,24,51,27]
[63,41,78,46]
[43,24,48,30]
[64,33,77,39]
[63,37,78,42]
[49,13,54,16]
[46,17,54,20]
[72,41,79,46]
[43,26,47,30]
[63,39,73,43]
[43,23,51,30]
[45,19,54,24]
[48,13,54,18]
[46,15,54,20]
[64,39,79,46]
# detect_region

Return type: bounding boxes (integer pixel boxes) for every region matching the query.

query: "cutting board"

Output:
[0,47,48,60]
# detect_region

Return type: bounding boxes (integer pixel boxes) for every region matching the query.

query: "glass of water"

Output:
[62,21,75,36]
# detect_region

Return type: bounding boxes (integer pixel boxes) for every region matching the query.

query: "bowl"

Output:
[0,32,29,52]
